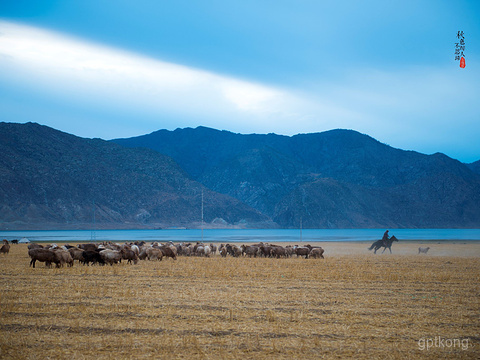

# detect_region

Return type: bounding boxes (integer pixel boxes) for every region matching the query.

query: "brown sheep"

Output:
[121,248,138,264]
[28,248,55,268]
[243,245,260,257]
[309,247,325,259]
[243,245,260,258]
[82,250,104,266]
[226,244,242,257]
[146,247,163,261]
[53,249,74,267]
[271,245,287,258]
[285,246,294,257]
[68,247,85,263]
[0,240,10,255]
[159,245,177,260]
[78,243,98,252]
[259,245,274,257]
[295,246,310,259]
[28,243,44,250]
[182,246,192,256]
[138,248,148,260]
[220,246,227,257]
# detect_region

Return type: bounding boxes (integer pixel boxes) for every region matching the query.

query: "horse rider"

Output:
[382,230,390,245]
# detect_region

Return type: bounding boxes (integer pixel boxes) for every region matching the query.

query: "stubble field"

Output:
[0,242,479,359]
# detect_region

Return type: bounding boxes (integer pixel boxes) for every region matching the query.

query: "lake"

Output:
[1,228,480,243]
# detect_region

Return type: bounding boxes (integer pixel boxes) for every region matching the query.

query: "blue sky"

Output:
[0,0,479,162]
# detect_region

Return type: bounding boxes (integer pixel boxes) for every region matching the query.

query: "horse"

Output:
[368,235,398,254]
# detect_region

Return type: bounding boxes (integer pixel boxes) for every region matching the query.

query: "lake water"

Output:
[1,228,480,243]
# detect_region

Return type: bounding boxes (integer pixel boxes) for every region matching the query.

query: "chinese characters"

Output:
[455,31,465,68]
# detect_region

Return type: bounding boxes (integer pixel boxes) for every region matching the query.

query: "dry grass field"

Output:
[0,242,479,359]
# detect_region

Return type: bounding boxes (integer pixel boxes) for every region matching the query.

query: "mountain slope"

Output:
[0,123,269,229]
[114,127,480,228]
[467,160,480,175]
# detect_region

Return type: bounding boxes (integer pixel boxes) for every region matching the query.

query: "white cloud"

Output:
[0,21,321,131]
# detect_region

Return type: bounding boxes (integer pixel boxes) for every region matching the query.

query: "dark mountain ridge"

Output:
[0,122,269,229]
[115,126,480,228]
[467,160,480,175]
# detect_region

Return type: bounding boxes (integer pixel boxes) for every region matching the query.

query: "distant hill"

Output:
[467,160,480,175]
[114,126,480,228]
[0,123,269,230]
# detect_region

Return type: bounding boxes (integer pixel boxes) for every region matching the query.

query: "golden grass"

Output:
[0,243,479,359]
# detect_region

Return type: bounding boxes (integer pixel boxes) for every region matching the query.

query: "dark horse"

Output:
[368,235,398,254]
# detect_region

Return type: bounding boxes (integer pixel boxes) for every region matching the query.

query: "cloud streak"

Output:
[0,21,334,133]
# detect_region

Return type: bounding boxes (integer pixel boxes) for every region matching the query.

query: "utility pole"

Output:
[300,217,303,242]
[201,189,204,243]
[91,200,96,241]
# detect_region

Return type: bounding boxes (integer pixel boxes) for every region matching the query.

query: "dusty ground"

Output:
[0,241,479,359]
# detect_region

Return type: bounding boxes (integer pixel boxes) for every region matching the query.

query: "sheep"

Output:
[130,245,140,256]
[204,245,212,257]
[146,248,163,261]
[304,245,325,259]
[68,247,86,263]
[28,248,55,268]
[121,248,138,264]
[182,246,192,256]
[309,247,325,259]
[159,245,177,260]
[53,249,74,267]
[100,249,123,265]
[0,240,10,255]
[82,250,104,266]
[226,244,242,257]
[28,243,44,250]
[243,245,260,258]
[175,243,184,256]
[271,245,287,258]
[294,246,311,259]
[106,243,121,251]
[418,247,430,254]
[259,245,273,257]
[285,246,294,257]
[209,243,217,255]
[138,247,148,260]
[78,243,98,252]
[196,246,206,256]
[220,246,227,257]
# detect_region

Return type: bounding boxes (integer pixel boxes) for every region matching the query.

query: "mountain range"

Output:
[114,126,480,228]
[1,122,479,229]
[0,122,268,230]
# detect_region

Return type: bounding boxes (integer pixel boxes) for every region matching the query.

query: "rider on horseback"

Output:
[382,230,390,245]
[368,230,398,254]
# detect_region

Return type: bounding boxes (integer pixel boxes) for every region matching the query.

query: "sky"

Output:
[0,0,479,163]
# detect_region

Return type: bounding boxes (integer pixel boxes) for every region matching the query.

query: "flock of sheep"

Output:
[2,240,326,268]
[1,239,434,268]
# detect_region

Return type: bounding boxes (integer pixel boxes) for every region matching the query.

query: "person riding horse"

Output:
[382,230,390,245]
[368,230,398,254]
